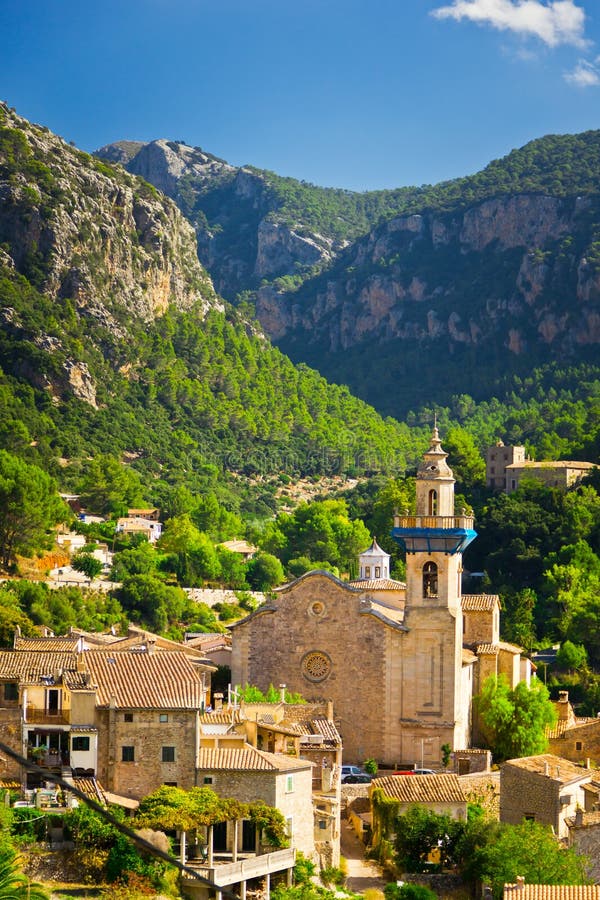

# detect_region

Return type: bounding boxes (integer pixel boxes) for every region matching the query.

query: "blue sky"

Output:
[1,0,599,191]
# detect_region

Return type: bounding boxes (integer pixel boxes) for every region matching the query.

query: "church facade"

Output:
[230,430,529,767]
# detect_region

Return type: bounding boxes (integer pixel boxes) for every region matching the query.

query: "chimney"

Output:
[279,684,286,703]
[516,877,525,889]
[326,699,334,721]
[575,808,584,826]
[214,692,223,711]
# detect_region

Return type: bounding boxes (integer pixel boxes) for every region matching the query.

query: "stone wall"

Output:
[96,707,198,800]
[232,575,389,764]
[549,721,600,768]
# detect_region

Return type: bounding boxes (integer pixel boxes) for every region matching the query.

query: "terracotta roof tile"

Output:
[461,594,500,611]
[197,746,312,772]
[0,650,78,682]
[199,710,242,725]
[504,886,600,900]
[83,651,205,709]
[14,637,81,652]
[308,718,342,745]
[350,579,406,591]
[373,774,467,804]
[476,641,523,655]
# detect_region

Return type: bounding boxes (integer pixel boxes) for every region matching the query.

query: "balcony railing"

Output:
[183,848,296,887]
[25,707,70,725]
[393,515,475,530]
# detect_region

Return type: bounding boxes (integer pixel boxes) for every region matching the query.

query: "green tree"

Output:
[393,804,460,872]
[0,451,68,568]
[470,820,588,900]
[556,640,588,673]
[72,552,103,583]
[476,674,557,761]
[246,552,285,590]
[78,455,145,517]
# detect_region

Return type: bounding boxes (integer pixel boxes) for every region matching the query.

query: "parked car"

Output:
[341,764,372,783]
[342,772,373,783]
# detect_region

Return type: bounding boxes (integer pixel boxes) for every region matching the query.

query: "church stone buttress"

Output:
[390,427,477,756]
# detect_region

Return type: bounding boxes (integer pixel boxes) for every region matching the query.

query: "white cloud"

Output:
[431,0,588,49]
[564,58,600,85]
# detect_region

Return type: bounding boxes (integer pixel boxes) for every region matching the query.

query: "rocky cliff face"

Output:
[263,193,600,364]
[0,104,221,406]
[0,108,218,326]
[97,140,343,298]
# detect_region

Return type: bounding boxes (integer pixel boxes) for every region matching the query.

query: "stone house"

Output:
[567,808,600,882]
[500,754,595,839]
[115,515,162,542]
[197,745,315,862]
[0,644,214,802]
[504,460,597,493]
[547,693,600,766]
[371,773,468,821]
[231,429,531,768]
[198,699,342,866]
[486,442,526,491]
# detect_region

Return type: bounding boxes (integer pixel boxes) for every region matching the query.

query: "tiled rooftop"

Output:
[350,579,406,591]
[503,754,592,784]
[374,774,467,804]
[14,637,81,652]
[84,651,206,709]
[504,886,600,900]
[197,746,313,772]
[461,594,500,611]
[0,650,77,682]
[476,640,523,655]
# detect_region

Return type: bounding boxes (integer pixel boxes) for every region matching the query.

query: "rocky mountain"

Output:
[0,104,419,502]
[97,132,600,418]
[95,138,419,300]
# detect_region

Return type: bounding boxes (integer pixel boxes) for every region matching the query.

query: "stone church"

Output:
[230,429,530,767]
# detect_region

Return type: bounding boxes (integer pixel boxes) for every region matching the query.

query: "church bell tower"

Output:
[391,426,476,612]
[389,427,478,757]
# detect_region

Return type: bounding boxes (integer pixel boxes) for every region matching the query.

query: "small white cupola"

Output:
[358,538,390,581]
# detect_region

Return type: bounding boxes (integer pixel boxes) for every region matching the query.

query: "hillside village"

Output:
[0,97,600,900]
[0,433,599,899]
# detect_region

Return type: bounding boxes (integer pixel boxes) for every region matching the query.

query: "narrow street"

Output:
[340,816,387,894]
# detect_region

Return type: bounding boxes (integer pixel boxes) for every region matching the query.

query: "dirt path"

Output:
[340,817,387,894]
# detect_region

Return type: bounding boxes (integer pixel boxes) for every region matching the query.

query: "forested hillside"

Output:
[0,103,423,518]
[98,132,600,433]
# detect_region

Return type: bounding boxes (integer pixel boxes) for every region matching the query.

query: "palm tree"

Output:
[0,847,49,900]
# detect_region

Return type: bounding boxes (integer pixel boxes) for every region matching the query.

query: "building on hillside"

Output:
[486,442,526,490]
[231,428,532,767]
[505,460,597,493]
[485,442,597,493]
[500,753,597,839]
[127,508,160,521]
[115,515,162,543]
[219,540,258,561]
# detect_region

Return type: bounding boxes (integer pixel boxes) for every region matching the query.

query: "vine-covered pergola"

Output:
[136,786,289,866]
